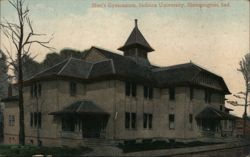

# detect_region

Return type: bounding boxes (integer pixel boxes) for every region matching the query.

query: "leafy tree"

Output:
[0,50,8,99]
[14,54,41,80]
[42,48,88,69]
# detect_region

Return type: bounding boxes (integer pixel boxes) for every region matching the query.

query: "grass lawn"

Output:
[118,140,223,153]
[0,144,92,157]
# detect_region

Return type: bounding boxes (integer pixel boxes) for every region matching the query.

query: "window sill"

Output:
[125,128,137,131]
[143,128,153,130]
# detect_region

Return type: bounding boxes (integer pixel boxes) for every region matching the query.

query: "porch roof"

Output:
[49,100,109,116]
[195,107,238,120]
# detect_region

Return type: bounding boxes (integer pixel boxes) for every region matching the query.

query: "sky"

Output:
[0,0,249,116]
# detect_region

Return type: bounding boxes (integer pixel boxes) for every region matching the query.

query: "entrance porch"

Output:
[50,100,110,139]
[196,107,237,137]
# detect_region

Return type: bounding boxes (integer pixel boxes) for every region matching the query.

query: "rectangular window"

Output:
[38,112,42,128]
[31,83,42,98]
[148,114,153,129]
[189,114,193,130]
[131,83,137,97]
[169,88,175,100]
[169,114,175,129]
[149,88,153,99]
[143,113,148,128]
[70,82,77,96]
[143,113,153,129]
[144,86,148,98]
[190,87,193,100]
[125,82,137,97]
[8,115,12,126]
[144,86,153,99]
[131,113,136,129]
[30,113,33,127]
[11,115,15,126]
[34,112,38,127]
[125,112,130,129]
[125,82,131,96]
[125,112,137,129]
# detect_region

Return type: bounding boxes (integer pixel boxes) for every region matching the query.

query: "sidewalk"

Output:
[82,139,250,156]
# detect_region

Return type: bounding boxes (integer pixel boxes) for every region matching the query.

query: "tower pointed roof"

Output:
[118,19,154,52]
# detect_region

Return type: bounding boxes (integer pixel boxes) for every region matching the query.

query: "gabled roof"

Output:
[118,19,154,52]
[30,58,93,80]
[49,100,109,115]
[25,47,230,94]
[196,107,239,120]
[152,62,230,94]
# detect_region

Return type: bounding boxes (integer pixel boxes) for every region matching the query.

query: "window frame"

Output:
[125,112,137,129]
[125,82,137,97]
[131,83,137,97]
[169,114,175,130]
[143,113,153,129]
[30,112,33,127]
[125,112,130,129]
[169,88,175,101]
[131,112,137,129]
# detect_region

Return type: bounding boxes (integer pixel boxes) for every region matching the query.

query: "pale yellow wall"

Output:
[3,101,19,144]
[20,77,227,146]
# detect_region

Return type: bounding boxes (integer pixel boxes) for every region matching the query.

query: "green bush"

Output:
[0,144,92,156]
[118,140,223,153]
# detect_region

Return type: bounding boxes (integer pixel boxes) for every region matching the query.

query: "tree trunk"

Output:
[18,19,25,145]
[243,80,248,136]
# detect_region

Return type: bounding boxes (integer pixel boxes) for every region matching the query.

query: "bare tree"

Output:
[228,53,250,136]
[0,0,54,145]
